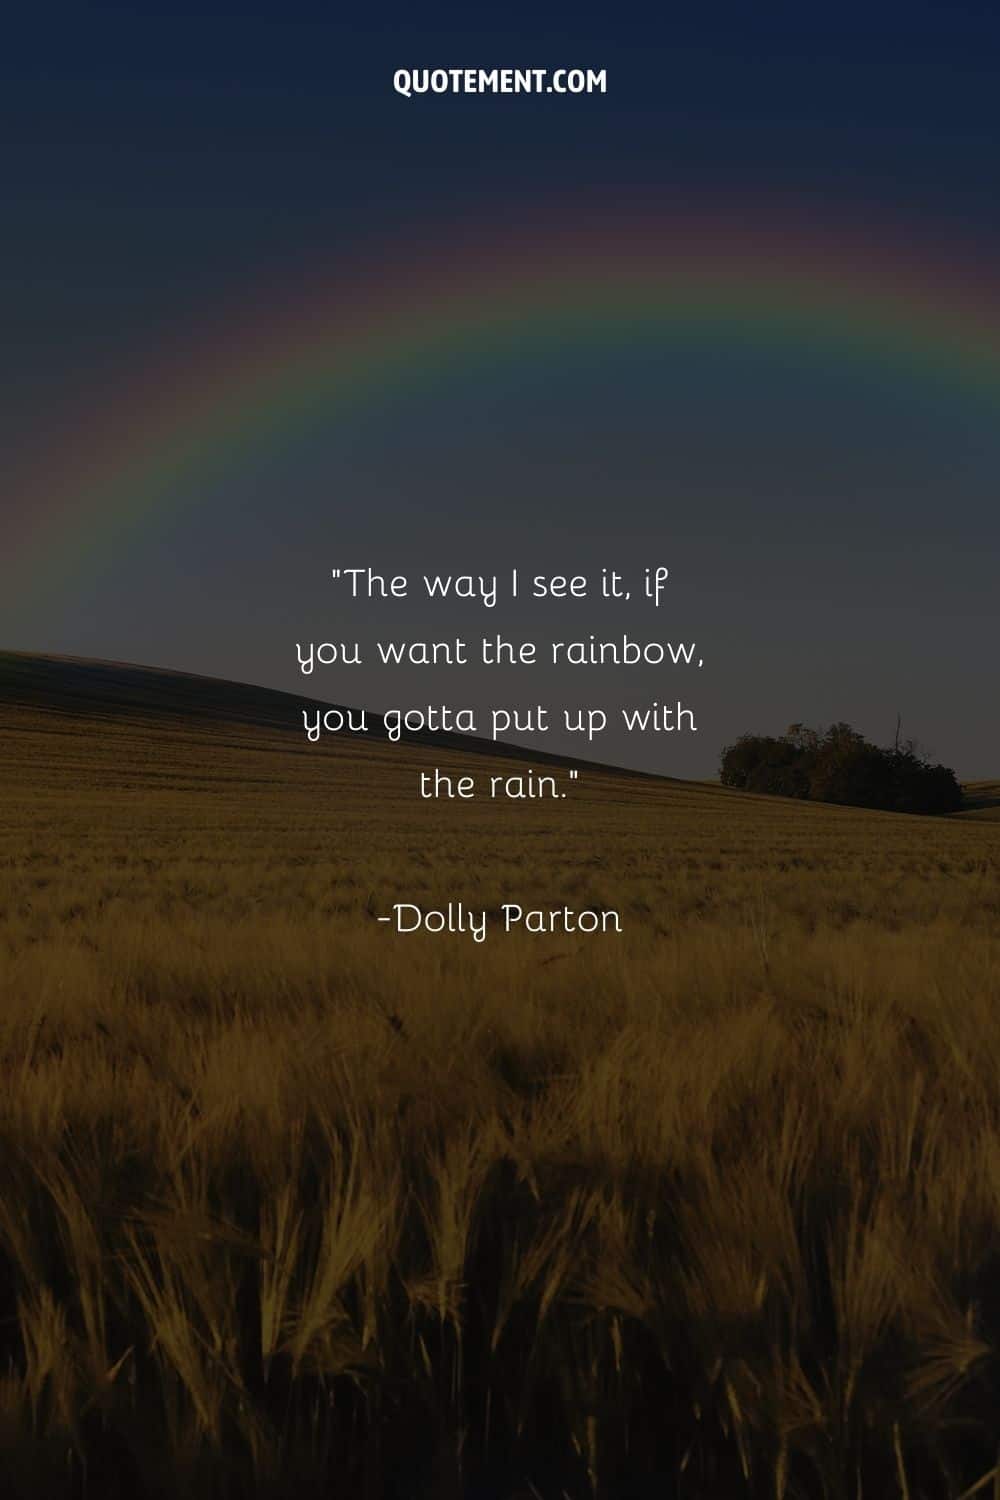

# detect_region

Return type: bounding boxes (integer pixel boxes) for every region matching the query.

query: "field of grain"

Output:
[2,652,1000,1498]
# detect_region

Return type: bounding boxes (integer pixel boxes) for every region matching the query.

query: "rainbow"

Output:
[8,204,1000,607]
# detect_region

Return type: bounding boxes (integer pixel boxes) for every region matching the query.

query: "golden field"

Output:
[2,651,1000,1498]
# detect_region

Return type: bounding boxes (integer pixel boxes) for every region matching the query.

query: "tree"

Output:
[719,722,962,815]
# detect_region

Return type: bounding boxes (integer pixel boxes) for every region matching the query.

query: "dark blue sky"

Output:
[3,2,999,776]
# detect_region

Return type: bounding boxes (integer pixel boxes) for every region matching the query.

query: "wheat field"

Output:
[2,652,1000,1498]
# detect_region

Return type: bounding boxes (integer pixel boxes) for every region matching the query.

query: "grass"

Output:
[2,653,1000,1497]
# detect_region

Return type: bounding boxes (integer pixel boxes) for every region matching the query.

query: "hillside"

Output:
[0,648,666,780]
[0,648,985,818]
[957,779,1000,819]
[4,651,1000,1498]
[3,646,996,948]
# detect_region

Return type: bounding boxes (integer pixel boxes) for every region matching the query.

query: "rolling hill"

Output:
[3,650,1000,1498]
[3,645,996,953]
[1,647,987,805]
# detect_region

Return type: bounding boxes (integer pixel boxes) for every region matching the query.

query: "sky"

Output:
[3,1,1000,778]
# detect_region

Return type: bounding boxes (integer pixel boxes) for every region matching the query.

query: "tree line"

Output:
[720,721,962,814]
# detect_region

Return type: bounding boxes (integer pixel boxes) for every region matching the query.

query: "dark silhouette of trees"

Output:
[720,721,962,814]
